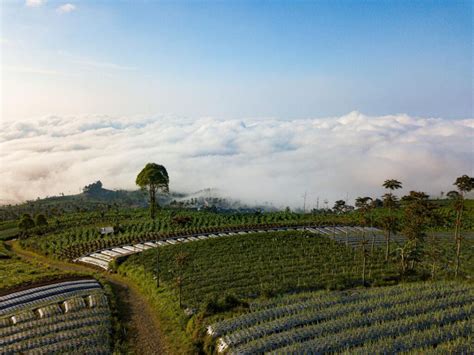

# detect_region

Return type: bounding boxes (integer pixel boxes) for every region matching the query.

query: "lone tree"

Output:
[381,179,402,261]
[451,175,474,277]
[136,163,169,219]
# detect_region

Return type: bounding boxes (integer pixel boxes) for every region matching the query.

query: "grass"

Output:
[115,262,196,354]
[0,242,71,292]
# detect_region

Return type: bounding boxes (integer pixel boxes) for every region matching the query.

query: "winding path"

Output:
[6,241,167,355]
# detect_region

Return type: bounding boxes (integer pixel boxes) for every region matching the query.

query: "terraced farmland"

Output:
[209,282,474,354]
[0,279,112,354]
[75,226,385,270]
[119,230,400,308]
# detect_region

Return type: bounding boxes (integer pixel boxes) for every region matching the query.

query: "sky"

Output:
[1,0,472,119]
[0,1,473,207]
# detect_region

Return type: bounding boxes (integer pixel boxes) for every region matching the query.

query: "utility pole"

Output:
[316,197,319,210]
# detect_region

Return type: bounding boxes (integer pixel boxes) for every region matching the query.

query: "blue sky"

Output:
[1,0,472,120]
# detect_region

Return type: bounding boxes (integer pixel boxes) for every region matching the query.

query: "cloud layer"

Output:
[1,112,472,208]
[56,3,76,14]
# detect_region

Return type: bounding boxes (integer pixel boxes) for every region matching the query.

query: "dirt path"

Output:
[7,241,167,355]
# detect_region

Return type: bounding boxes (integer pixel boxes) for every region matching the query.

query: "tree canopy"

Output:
[383,179,402,191]
[136,163,169,219]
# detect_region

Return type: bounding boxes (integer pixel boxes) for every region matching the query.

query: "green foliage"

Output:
[119,232,401,309]
[22,209,360,259]
[454,175,474,194]
[35,214,48,227]
[18,214,35,235]
[203,294,249,316]
[136,163,169,219]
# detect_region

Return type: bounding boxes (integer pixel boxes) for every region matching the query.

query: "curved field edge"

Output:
[3,241,132,353]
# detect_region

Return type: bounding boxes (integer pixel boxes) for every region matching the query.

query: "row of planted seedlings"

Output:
[54,221,361,260]
[121,231,399,311]
[208,282,473,354]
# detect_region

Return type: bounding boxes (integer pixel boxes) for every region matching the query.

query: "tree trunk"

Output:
[453,209,460,241]
[150,187,156,219]
[455,236,462,278]
[362,251,367,285]
[454,203,464,277]
[400,249,406,276]
[385,230,391,261]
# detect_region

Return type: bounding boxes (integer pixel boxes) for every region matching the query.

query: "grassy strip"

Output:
[0,241,74,292]
[118,264,195,354]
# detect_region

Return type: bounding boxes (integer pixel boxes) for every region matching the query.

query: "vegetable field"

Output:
[119,231,400,308]
[22,210,358,260]
[209,282,473,354]
[0,279,112,354]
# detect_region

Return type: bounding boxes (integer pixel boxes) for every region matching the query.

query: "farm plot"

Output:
[22,210,358,260]
[119,231,399,308]
[74,226,382,270]
[0,279,112,354]
[208,282,474,354]
[307,226,404,248]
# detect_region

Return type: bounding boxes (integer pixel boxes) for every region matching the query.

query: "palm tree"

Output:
[382,179,402,261]
[383,179,402,191]
[136,163,169,219]
[452,175,474,277]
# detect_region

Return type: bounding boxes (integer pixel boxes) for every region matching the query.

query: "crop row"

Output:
[207,282,473,354]
[227,294,472,353]
[120,231,399,307]
[272,304,472,354]
[210,282,471,338]
[23,210,364,259]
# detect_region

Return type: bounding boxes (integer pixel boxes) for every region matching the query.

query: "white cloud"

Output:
[0,112,472,208]
[56,3,76,14]
[25,0,46,7]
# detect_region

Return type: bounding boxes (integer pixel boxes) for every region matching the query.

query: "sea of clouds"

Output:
[1,111,472,208]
